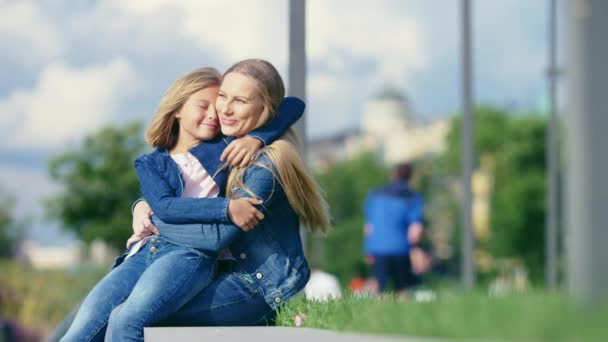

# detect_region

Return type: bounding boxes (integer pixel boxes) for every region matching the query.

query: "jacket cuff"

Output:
[131,198,146,215]
[221,197,231,223]
[246,134,267,146]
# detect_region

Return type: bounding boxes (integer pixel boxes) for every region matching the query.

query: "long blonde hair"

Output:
[224,59,330,234]
[146,68,221,149]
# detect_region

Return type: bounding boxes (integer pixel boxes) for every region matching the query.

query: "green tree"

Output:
[440,107,548,282]
[0,191,21,258]
[314,153,389,284]
[46,122,147,251]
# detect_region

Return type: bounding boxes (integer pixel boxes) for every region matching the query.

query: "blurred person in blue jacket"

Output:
[364,163,426,293]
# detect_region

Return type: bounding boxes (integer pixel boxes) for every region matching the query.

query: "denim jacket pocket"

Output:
[236,273,259,295]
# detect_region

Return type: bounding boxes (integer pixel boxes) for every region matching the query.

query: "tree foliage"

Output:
[46,122,147,251]
[0,191,21,258]
[314,153,389,284]
[440,107,548,281]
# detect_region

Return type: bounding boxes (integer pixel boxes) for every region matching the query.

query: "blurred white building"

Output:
[18,240,82,269]
[309,87,449,170]
[18,238,117,269]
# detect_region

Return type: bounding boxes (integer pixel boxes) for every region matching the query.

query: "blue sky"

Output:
[0,0,554,245]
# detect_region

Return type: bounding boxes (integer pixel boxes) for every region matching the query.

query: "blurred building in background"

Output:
[308,87,449,171]
[17,238,116,270]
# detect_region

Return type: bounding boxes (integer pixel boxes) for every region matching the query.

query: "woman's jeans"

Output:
[47,261,275,342]
[60,236,216,342]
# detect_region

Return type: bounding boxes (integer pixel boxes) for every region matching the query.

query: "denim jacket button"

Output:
[240,253,246,260]
[150,246,157,253]
[274,297,281,303]
[256,272,263,279]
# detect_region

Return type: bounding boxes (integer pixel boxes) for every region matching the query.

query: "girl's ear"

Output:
[175,110,181,119]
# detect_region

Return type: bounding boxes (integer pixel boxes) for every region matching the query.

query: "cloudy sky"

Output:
[0,0,554,244]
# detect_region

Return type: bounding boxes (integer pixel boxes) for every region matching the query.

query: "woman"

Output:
[49,59,328,341]
[125,59,330,328]
[60,67,304,342]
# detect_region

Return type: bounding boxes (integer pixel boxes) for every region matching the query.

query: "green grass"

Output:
[276,291,608,341]
[0,260,106,336]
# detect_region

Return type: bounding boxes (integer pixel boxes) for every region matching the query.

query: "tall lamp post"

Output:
[288,0,309,253]
[545,0,559,292]
[565,0,608,304]
[288,0,307,152]
[461,0,475,291]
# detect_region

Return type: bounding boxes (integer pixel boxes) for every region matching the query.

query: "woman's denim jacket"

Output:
[128,97,309,309]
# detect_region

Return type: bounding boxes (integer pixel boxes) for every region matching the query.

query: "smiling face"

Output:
[174,86,220,150]
[216,72,268,137]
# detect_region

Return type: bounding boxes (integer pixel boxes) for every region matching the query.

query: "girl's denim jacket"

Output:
[128,97,310,309]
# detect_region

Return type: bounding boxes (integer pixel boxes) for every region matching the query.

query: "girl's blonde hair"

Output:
[146,67,222,149]
[224,59,330,234]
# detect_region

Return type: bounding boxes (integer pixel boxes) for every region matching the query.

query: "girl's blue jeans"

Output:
[60,235,216,342]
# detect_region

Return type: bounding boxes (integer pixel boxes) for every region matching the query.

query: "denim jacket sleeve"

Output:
[154,155,283,252]
[245,97,305,145]
[134,158,231,224]
[131,98,303,219]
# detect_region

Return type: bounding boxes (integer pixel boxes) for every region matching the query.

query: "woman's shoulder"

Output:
[242,153,279,182]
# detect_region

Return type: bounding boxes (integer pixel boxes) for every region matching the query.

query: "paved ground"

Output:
[144,327,451,342]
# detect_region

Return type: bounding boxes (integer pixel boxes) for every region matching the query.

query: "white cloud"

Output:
[0,0,63,67]
[0,57,138,148]
[0,165,58,216]
[308,0,427,85]
[87,0,288,69]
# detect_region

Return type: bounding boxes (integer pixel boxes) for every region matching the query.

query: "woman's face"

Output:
[175,86,220,143]
[216,72,266,137]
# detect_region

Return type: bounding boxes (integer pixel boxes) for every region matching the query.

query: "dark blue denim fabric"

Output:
[119,260,276,328]
[61,237,216,342]
[133,97,305,224]
[154,155,310,310]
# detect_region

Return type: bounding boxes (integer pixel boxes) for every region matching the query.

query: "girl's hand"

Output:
[228,198,264,231]
[221,136,263,168]
[126,234,143,249]
[132,200,159,240]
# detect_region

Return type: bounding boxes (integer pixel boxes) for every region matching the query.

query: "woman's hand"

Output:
[221,136,263,168]
[129,201,159,247]
[228,198,264,231]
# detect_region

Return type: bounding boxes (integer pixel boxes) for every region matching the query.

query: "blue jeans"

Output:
[48,262,276,342]
[60,236,216,342]
[154,260,276,327]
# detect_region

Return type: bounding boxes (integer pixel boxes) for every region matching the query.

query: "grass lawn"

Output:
[0,260,106,336]
[276,291,608,341]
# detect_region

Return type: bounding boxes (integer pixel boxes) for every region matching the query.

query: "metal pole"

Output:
[566,0,608,304]
[461,0,475,290]
[546,0,559,292]
[288,0,309,254]
[288,0,307,155]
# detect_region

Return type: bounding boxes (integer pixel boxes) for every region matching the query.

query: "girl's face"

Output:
[175,86,220,145]
[216,72,266,137]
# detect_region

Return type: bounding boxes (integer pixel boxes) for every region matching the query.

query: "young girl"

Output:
[61,67,303,342]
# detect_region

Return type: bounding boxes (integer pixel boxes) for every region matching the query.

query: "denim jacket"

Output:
[128,97,309,308]
[152,154,309,310]
[133,97,304,225]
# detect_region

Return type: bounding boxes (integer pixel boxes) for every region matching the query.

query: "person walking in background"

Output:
[363,163,426,294]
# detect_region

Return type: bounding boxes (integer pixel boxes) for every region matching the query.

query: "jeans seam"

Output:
[81,292,130,342]
[139,252,209,327]
[252,307,276,326]
[203,290,257,311]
